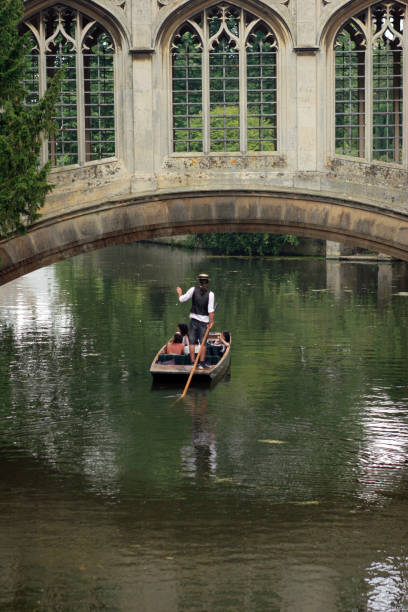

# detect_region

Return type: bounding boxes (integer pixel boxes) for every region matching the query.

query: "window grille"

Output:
[209,6,240,152]
[21,5,116,168]
[372,4,403,163]
[83,27,115,161]
[171,4,278,154]
[334,1,405,164]
[23,45,39,107]
[172,26,203,152]
[335,19,366,157]
[247,25,277,152]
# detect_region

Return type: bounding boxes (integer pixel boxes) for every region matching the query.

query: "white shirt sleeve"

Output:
[208,291,215,313]
[179,286,195,303]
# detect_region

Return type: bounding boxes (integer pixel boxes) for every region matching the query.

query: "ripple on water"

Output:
[2,248,408,610]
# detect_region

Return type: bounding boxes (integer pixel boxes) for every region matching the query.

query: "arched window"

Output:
[171,4,278,154]
[22,5,115,167]
[334,1,405,164]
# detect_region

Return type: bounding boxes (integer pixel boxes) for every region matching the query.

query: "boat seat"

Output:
[207,345,223,357]
[157,354,174,363]
[157,353,192,365]
[174,355,192,365]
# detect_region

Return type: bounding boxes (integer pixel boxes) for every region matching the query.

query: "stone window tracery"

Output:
[171,4,278,154]
[22,4,115,168]
[334,1,405,164]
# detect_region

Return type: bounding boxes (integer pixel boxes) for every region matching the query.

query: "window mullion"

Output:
[366,7,373,162]
[239,10,247,153]
[77,14,85,165]
[39,15,48,166]
[403,6,408,167]
[203,10,210,154]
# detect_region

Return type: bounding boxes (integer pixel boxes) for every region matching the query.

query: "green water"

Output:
[1,243,408,611]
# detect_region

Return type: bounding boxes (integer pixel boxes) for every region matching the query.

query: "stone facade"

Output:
[19,0,408,217]
[0,0,407,283]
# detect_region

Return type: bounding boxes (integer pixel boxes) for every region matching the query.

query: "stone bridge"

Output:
[2,0,408,286]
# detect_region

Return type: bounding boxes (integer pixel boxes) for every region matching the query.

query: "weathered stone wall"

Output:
[20,0,406,219]
[4,0,407,281]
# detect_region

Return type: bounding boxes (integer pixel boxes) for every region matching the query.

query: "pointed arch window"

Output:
[334,1,405,164]
[171,4,278,154]
[21,5,115,168]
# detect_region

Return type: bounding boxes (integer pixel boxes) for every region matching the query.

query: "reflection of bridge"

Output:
[2,0,408,285]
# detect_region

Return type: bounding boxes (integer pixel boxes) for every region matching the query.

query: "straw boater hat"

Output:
[197,273,210,282]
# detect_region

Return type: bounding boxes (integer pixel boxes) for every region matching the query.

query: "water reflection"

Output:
[355,389,408,503]
[326,260,394,303]
[377,262,393,306]
[0,265,73,339]
[1,244,408,611]
[180,389,217,480]
[326,259,408,305]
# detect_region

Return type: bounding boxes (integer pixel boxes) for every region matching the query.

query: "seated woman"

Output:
[214,330,230,354]
[178,322,190,356]
[164,331,185,355]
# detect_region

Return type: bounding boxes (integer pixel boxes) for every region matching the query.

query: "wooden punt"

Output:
[150,331,231,383]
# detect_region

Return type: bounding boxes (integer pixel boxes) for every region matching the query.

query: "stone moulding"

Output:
[112,0,126,9]
[49,161,125,189]
[327,158,408,191]
[129,48,155,55]
[162,155,287,170]
[294,46,320,55]
[158,0,291,8]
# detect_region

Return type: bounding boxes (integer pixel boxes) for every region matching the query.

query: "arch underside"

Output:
[1,191,408,285]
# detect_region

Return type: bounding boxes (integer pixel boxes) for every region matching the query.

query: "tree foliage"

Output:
[0,0,63,237]
[185,232,299,256]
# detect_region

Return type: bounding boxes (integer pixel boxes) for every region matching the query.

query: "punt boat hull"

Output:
[150,332,231,384]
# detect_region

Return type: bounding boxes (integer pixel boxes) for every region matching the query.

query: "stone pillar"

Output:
[130,0,155,190]
[326,241,342,259]
[131,52,155,189]
[326,241,355,259]
[131,0,152,49]
[295,0,318,171]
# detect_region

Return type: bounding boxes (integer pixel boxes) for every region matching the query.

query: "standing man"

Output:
[176,273,215,369]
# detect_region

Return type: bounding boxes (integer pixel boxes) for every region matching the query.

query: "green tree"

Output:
[0,0,63,237]
[185,232,299,256]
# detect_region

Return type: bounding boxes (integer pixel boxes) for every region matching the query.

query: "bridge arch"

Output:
[1,190,408,286]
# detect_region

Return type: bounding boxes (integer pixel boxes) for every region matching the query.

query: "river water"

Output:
[1,243,408,611]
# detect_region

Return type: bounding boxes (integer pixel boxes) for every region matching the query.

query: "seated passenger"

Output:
[214,330,230,354]
[178,322,190,356]
[164,332,185,355]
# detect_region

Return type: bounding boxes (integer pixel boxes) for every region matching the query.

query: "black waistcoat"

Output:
[191,287,210,316]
